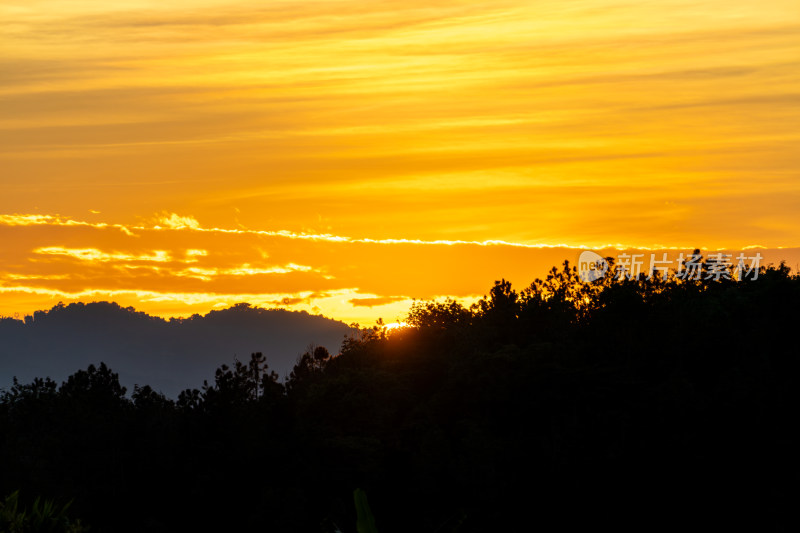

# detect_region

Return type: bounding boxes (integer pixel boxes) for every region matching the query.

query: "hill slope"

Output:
[0,302,353,397]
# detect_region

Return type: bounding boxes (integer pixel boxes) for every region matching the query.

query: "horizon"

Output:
[2,229,800,325]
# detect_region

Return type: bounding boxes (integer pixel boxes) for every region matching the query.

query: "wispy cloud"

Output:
[34,246,173,263]
[349,296,408,308]
[0,212,592,248]
[0,213,136,235]
[154,213,201,230]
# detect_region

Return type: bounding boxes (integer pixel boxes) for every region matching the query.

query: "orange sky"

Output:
[2,1,799,324]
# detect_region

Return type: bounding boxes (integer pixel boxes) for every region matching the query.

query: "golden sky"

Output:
[2,0,799,324]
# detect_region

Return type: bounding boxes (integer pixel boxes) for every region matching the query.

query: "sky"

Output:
[1,0,799,325]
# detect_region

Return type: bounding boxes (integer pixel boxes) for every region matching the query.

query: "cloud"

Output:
[155,213,201,230]
[174,263,317,281]
[34,246,173,263]
[0,213,135,235]
[348,296,408,308]
[0,214,59,226]
[1,212,586,248]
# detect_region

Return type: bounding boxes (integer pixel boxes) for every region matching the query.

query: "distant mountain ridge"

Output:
[0,302,354,397]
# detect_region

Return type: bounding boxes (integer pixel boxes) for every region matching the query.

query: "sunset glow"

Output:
[2,0,799,324]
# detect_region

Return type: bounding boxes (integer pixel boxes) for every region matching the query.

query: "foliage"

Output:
[0,491,86,533]
[354,489,378,533]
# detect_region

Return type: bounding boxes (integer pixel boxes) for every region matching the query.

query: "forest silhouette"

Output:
[1,256,796,532]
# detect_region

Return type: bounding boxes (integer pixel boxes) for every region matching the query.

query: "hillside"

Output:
[0,302,353,397]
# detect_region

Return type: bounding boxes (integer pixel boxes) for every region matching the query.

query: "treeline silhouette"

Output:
[1,257,796,532]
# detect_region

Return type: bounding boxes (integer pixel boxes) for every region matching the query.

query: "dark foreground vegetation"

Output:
[1,257,797,532]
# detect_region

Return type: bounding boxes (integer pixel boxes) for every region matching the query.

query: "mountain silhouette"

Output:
[0,301,353,397]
